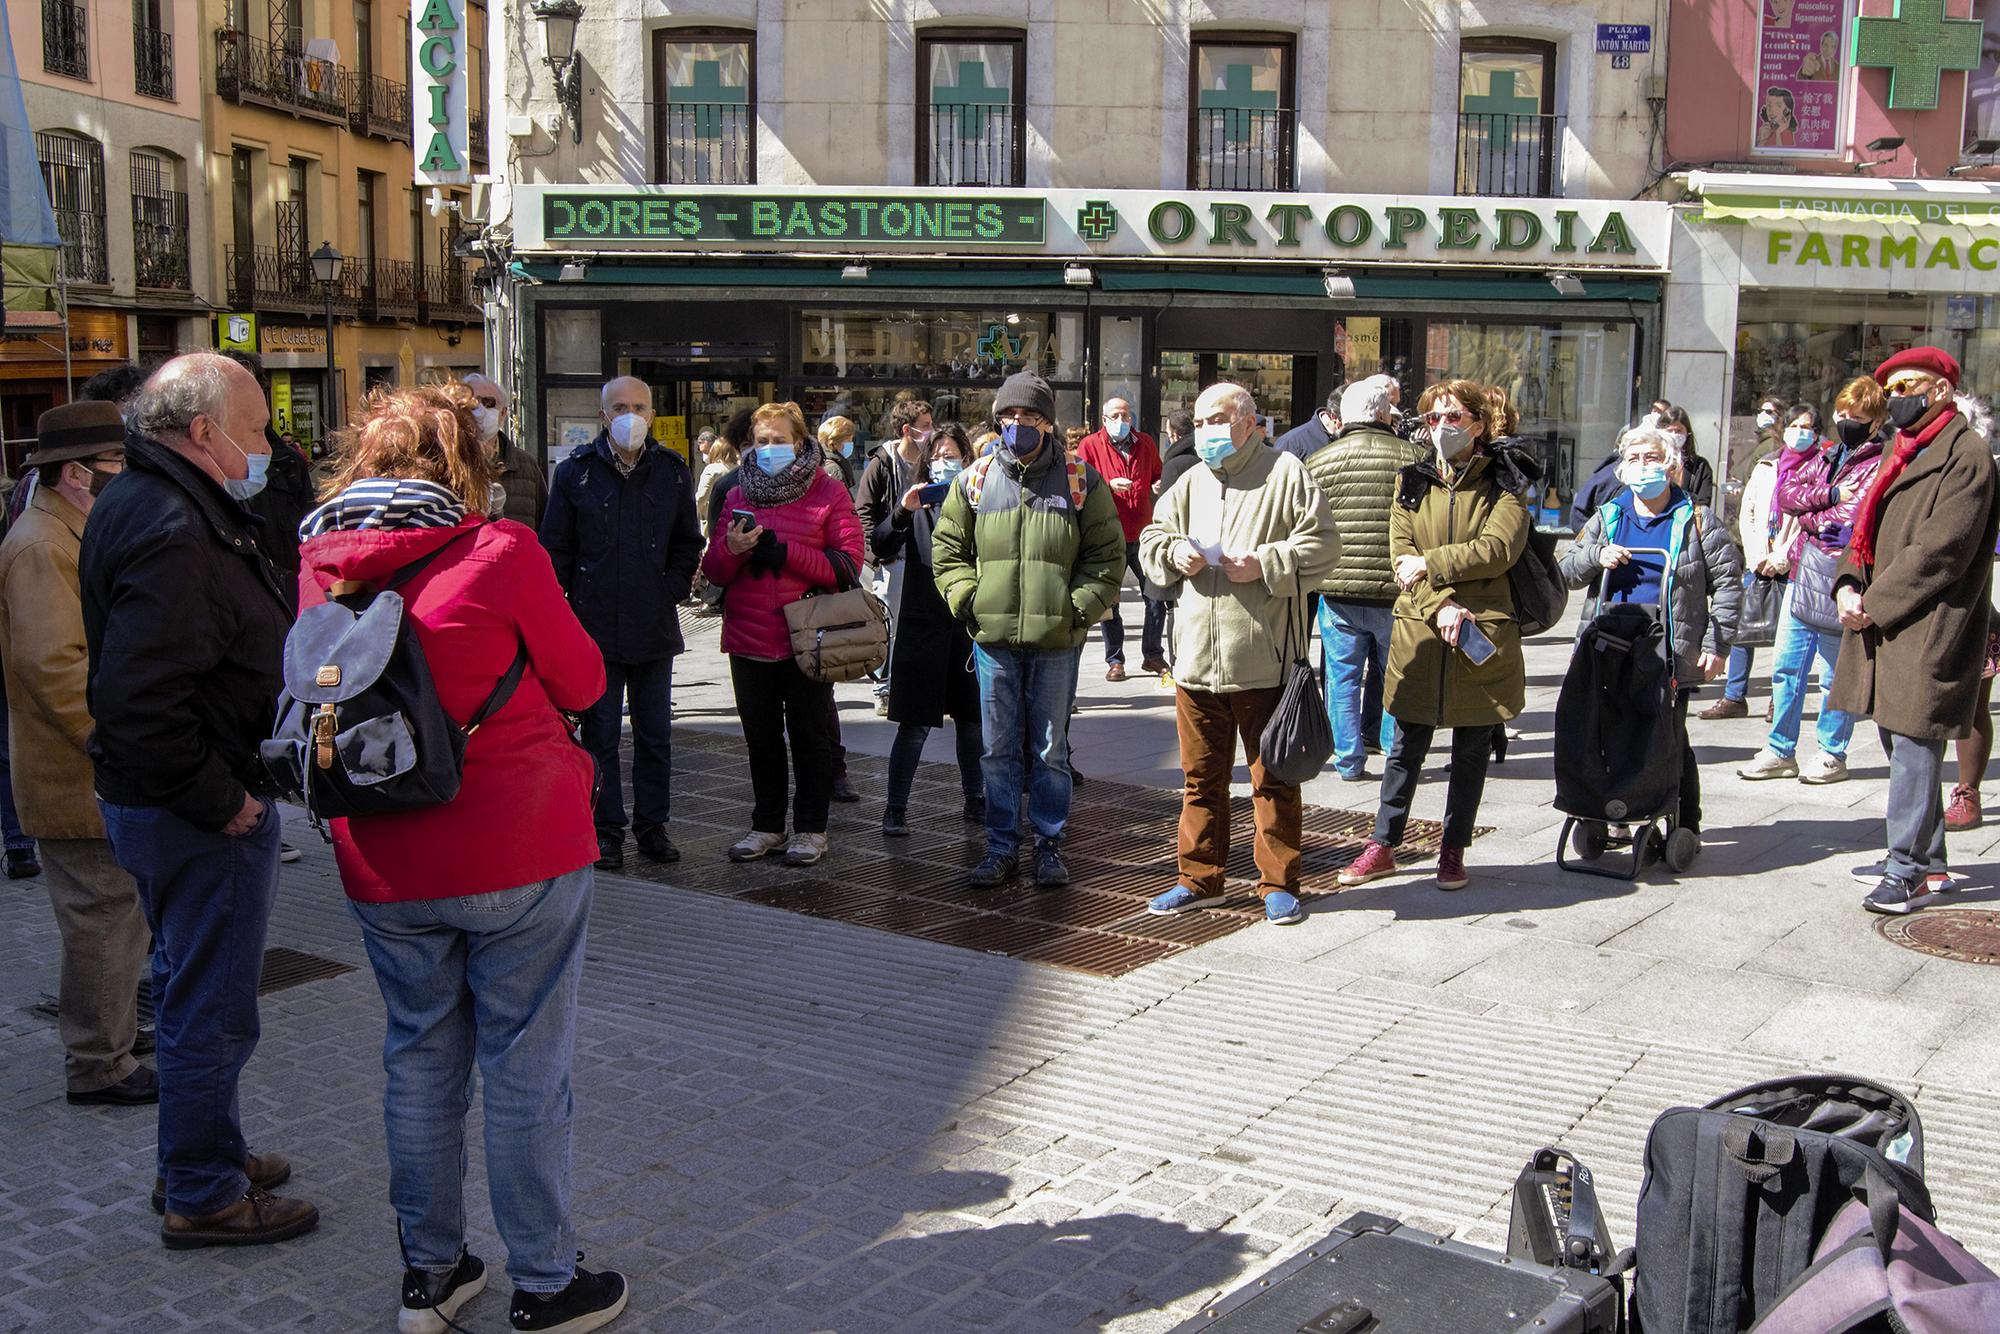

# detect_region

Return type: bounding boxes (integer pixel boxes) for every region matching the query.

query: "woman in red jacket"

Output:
[296,384,627,1334]
[701,401,865,868]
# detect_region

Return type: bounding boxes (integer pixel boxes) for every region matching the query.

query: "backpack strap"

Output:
[464,642,528,737]
[1066,455,1088,512]
[963,454,997,508]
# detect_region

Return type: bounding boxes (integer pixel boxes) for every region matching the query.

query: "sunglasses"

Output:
[1423,410,1468,426]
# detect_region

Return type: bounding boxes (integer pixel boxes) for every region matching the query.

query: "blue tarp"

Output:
[0,10,60,248]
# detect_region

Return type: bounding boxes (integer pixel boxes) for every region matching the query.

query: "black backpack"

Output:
[1631,1075,1932,1334]
[1553,602,1681,823]
[260,529,525,828]
[1511,525,1569,636]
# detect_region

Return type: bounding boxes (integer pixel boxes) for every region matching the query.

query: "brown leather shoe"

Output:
[1105,662,1128,682]
[161,1188,318,1250]
[152,1150,291,1215]
[1696,697,1748,720]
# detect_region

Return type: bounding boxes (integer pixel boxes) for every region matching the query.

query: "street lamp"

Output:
[532,0,585,144]
[310,240,344,430]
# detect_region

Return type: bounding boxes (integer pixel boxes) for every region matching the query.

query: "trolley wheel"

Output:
[1664,827,1701,872]
[1571,821,1609,862]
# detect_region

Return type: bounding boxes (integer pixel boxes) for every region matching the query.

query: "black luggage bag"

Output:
[1169,1211,1622,1333]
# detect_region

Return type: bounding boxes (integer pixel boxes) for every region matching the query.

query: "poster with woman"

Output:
[1753,0,1848,155]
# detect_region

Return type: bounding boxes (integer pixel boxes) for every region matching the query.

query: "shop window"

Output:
[798,307,1083,436]
[34,130,107,285]
[917,30,1025,188]
[1457,36,1560,198]
[652,29,755,186]
[1188,34,1294,191]
[1158,352,1309,439]
[1427,320,1638,530]
[543,308,602,375]
[1098,317,1144,415]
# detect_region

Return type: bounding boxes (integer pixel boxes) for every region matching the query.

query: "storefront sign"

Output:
[270,373,294,435]
[1752,0,1847,156]
[1702,189,2000,223]
[518,186,1672,270]
[1761,226,2000,270]
[262,324,329,356]
[0,307,128,364]
[219,313,257,352]
[412,0,469,186]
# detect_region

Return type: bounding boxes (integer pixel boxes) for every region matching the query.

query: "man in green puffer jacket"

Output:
[1138,382,1339,927]
[1304,378,1426,781]
[933,373,1125,891]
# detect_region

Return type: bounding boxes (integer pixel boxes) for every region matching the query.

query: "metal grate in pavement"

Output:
[608,728,1475,978]
[1877,909,2000,965]
[35,947,353,1027]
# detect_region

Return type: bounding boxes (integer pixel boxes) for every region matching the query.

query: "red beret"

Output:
[1874,346,1961,387]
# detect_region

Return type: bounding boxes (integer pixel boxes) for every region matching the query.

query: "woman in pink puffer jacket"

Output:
[700,402,864,868]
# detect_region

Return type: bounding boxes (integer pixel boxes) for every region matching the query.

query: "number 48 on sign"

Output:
[413,0,470,185]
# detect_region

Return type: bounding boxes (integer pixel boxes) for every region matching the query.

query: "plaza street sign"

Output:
[514,186,1673,271]
[412,0,469,185]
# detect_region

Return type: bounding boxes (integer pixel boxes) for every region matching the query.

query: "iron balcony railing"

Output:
[469,108,487,165]
[1190,106,1294,191]
[213,28,352,125]
[349,72,411,143]
[351,256,422,321]
[1455,111,1565,198]
[133,191,191,290]
[35,130,108,285]
[134,23,174,99]
[225,244,326,312]
[42,0,89,80]
[424,262,480,323]
[655,102,754,185]
[920,103,1022,188]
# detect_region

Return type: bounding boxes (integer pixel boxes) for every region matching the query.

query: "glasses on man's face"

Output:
[475,396,500,410]
[1424,409,1468,426]
[997,408,1048,427]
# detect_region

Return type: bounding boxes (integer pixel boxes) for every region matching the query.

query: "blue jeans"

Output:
[1103,543,1167,666]
[1767,596,1855,761]
[1319,600,1395,777]
[1724,571,1758,702]
[581,655,673,834]
[100,798,282,1218]
[975,643,1079,856]
[349,866,594,1295]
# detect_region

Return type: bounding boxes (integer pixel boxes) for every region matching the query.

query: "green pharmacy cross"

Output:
[1462,70,1542,154]
[1075,200,1119,242]
[1200,64,1279,146]
[934,60,1008,138]
[668,59,747,138]
[1851,0,1985,111]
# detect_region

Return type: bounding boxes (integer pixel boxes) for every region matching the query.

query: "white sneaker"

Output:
[781,831,829,866]
[1798,753,1849,785]
[727,830,787,862]
[1737,749,1799,781]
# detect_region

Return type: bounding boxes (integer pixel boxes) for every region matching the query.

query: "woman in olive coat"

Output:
[1339,378,1529,893]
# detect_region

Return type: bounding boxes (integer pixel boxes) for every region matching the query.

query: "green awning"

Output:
[515,263,1067,288]
[1099,270,1660,302]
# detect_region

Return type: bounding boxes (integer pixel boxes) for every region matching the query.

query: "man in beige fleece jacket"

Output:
[1138,382,1338,926]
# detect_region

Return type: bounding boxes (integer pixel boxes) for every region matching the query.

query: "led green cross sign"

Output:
[1200,65,1278,147]
[1462,70,1541,154]
[934,60,1007,138]
[667,60,747,139]
[1851,0,1985,111]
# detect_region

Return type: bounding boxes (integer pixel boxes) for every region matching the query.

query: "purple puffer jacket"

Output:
[1775,436,1886,563]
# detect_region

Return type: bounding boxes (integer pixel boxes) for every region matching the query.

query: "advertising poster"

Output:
[1970,0,2000,149]
[1753,0,1847,156]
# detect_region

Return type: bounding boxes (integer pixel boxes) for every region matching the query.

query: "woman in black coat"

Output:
[876,426,983,835]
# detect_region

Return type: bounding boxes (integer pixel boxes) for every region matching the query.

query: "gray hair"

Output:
[1340,377,1396,426]
[1201,381,1256,421]
[127,353,238,441]
[1618,424,1685,483]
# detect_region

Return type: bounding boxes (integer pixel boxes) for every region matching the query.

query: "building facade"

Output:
[3,0,208,450]
[1662,0,2000,487]
[487,0,1677,522]
[201,0,487,449]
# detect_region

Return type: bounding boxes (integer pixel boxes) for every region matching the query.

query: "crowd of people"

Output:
[0,339,1993,1334]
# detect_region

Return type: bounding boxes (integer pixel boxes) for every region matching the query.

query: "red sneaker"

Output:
[1337,840,1398,887]
[1436,846,1469,891]
[1945,785,1983,832]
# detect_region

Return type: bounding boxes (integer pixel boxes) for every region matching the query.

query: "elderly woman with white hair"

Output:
[1557,422,1743,842]
[460,372,548,528]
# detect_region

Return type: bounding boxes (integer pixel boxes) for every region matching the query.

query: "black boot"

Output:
[881,806,909,837]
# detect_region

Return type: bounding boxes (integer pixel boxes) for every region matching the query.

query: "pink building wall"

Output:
[1666,0,1985,178]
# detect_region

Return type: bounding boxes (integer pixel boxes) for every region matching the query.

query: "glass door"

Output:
[1158,351,1312,439]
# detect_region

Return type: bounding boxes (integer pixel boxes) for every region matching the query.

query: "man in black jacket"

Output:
[80,353,318,1250]
[541,375,704,870]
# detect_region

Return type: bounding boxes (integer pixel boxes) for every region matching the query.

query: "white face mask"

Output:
[608,413,649,453]
[472,406,501,441]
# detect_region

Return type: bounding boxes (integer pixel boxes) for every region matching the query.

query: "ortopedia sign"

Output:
[411,0,468,186]
[514,186,1672,270]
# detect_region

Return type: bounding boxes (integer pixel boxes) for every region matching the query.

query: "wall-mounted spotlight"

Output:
[1547,271,1586,296]
[1321,269,1355,300]
[840,262,870,280]
[1063,264,1094,287]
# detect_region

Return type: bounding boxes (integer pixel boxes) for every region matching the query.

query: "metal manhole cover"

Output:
[1876,909,2000,965]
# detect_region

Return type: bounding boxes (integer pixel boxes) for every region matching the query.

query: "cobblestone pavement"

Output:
[5,604,2000,1332]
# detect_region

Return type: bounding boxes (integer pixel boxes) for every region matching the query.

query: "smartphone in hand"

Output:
[731,508,757,530]
[1457,618,1498,666]
[918,481,951,506]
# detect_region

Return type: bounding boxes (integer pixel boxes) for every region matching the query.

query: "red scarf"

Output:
[1848,408,1955,568]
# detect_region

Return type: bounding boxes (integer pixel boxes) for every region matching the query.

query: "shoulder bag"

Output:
[1258,576,1335,786]
[784,548,889,683]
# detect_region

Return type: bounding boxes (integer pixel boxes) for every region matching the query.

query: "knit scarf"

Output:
[737,439,824,507]
[1848,408,1956,568]
[299,477,466,540]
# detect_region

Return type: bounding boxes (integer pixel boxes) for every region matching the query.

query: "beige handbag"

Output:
[784,549,889,683]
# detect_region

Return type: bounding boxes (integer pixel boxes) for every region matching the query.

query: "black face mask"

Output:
[1834,418,1872,448]
[1885,393,1931,431]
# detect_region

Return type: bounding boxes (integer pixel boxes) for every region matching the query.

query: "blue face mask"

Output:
[840,441,855,458]
[930,459,964,484]
[754,444,797,475]
[1783,426,1818,452]
[1105,418,1132,442]
[1000,421,1043,456]
[1622,461,1670,500]
[1194,423,1237,469]
[215,425,270,501]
